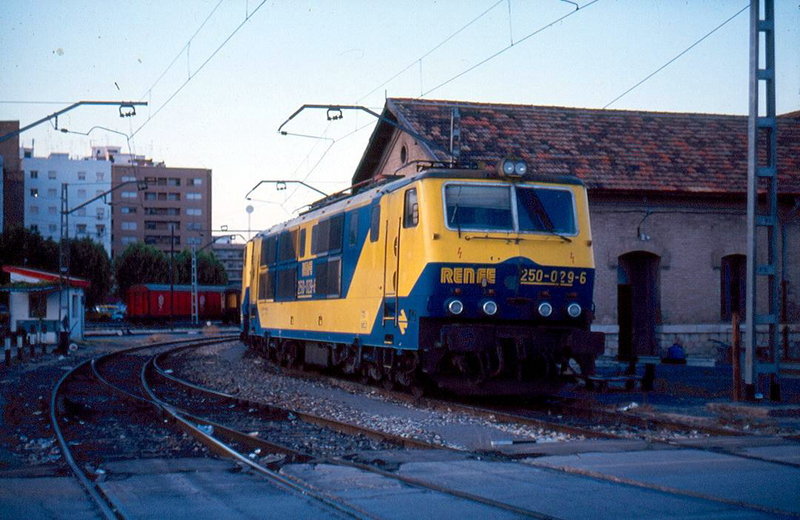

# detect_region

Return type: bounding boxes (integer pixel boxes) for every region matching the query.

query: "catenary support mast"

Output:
[744,0,780,400]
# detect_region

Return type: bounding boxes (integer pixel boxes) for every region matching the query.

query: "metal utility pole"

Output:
[744,0,780,400]
[191,246,199,325]
[170,224,175,329]
[57,179,147,344]
[58,183,70,340]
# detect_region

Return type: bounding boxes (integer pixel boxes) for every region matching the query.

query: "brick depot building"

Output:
[352,98,800,358]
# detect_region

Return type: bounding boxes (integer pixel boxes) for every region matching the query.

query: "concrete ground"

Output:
[2,336,799,519]
[573,357,800,431]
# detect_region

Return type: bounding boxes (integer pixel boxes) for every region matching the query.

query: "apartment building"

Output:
[212,240,244,287]
[22,150,112,254]
[111,161,212,257]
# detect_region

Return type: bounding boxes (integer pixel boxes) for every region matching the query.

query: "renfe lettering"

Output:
[440,267,496,285]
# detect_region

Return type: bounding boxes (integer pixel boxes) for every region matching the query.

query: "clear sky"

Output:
[2,1,798,239]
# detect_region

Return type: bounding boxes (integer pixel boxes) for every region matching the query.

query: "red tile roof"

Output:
[363,98,800,195]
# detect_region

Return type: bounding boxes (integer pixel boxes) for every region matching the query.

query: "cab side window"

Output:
[370,204,381,242]
[403,188,418,228]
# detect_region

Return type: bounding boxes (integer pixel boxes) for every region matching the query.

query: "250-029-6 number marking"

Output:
[520,268,587,286]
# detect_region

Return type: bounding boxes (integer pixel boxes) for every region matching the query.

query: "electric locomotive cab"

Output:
[406,161,604,393]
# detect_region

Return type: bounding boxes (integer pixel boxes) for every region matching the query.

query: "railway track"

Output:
[342,376,800,470]
[249,358,800,476]
[50,336,576,519]
[45,336,799,519]
[161,341,800,519]
[50,336,370,519]
[146,341,573,519]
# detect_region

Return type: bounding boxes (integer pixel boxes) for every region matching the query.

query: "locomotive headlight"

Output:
[482,300,498,316]
[499,158,528,178]
[567,303,582,318]
[447,299,464,315]
[538,302,553,317]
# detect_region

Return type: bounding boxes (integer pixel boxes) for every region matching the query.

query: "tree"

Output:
[0,226,59,272]
[0,227,113,307]
[113,242,170,297]
[173,249,228,285]
[68,237,111,307]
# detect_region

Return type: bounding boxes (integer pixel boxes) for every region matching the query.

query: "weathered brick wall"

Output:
[590,195,800,359]
[590,197,755,325]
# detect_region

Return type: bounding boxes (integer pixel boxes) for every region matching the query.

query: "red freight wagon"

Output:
[126,284,227,321]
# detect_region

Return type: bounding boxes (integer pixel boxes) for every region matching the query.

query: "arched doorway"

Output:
[617,251,661,360]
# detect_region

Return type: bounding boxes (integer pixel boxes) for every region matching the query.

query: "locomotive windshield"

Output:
[444,183,576,235]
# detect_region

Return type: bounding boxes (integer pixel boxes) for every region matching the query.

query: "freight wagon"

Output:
[126,284,239,323]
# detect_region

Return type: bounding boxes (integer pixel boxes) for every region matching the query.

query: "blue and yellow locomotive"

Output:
[241,160,604,394]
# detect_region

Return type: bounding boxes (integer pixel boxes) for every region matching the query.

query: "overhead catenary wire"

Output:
[130,0,269,138]
[288,1,598,199]
[603,4,749,109]
[421,0,601,98]
[356,0,506,104]
[138,0,226,102]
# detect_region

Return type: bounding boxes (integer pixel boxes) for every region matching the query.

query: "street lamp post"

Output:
[246,205,254,241]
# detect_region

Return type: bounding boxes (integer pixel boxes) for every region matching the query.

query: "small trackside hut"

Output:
[1,265,88,347]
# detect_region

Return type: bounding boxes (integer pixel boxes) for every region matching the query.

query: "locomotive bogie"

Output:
[241,168,604,394]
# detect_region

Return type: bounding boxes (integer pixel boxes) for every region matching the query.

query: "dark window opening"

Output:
[403,188,419,228]
[311,215,344,255]
[276,268,297,301]
[277,230,297,262]
[258,269,274,300]
[721,254,746,321]
[315,258,341,298]
[260,236,276,266]
[370,204,381,242]
[29,293,46,318]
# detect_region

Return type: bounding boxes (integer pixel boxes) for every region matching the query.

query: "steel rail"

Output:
[153,344,441,451]
[284,369,800,474]
[139,356,377,520]
[143,354,567,520]
[156,344,800,518]
[50,335,237,519]
[50,358,120,520]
